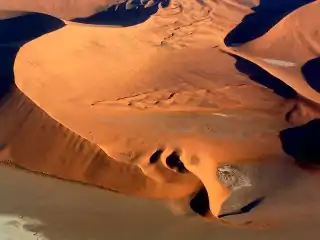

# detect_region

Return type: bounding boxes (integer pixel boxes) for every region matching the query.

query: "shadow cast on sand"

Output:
[224,0,319,176]
[0,1,164,99]
[72,0,170,27]
[0,9,204,226]
[280,119,320,170]
[0,13,65,101]
[230,54,297,99]
[224,0,314,46]
[218,197,265,219]
[301,57,320,93]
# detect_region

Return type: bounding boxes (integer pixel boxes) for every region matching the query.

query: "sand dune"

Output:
[0,89,200,199]
[225,1,320,104]
[0,0,320,236]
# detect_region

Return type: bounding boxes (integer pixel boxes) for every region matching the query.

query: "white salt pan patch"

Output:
[0,215,48,240]
[260,58,296,67]
[217,165,252,191]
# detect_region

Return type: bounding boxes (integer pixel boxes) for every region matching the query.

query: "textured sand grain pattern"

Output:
[0,0,320,238]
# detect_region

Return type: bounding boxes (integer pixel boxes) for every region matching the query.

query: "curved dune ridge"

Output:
[0,0,320,229]
[225,1,320,104]
[0,89,200,199]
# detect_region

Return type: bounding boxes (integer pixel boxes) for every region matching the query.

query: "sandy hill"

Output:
[0,0,319,234]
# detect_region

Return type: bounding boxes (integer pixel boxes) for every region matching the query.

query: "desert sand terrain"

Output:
[1,166,320,240]
[0,0,319,239]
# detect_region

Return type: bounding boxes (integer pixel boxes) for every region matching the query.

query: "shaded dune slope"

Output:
[12,30,304,224]
[224,0,315,45]
[0,13,200,199]
[0,0,320,225]
[0,89,200,199]
[225,1,320,104]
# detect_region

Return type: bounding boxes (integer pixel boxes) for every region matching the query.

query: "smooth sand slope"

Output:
[0,0,320,235]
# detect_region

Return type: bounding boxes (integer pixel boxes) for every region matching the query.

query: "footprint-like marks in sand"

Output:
[147,0,219,49]
[90,86,240,111]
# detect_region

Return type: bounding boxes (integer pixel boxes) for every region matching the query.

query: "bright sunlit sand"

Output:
[0,0,319,239]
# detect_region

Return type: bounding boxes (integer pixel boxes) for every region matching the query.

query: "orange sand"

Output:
[0,0,319,231]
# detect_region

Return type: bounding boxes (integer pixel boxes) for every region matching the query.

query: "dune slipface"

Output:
[226,1,320,104]
[1,0,320,229]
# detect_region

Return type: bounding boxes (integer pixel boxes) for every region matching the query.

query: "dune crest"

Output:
[0,88,201,199]
[225,1,320,104]
[0,0,320,228]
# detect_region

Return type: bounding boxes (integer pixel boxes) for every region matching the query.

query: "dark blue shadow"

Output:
[223,1,312,98]
[0,13,65,45]
[0,13,65,101]
[224,0,314,46]
[280,119,320,169]
[228,53,297,99]
[72,0,170,27]
[0,1,171,102]
[0,0,169,102]
[218,197,265,218]
[301,57,320,93]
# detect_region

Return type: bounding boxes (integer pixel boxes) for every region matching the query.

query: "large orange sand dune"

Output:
[0,0,319,235]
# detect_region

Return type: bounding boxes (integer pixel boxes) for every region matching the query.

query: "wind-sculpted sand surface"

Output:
[0,0,319,239]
